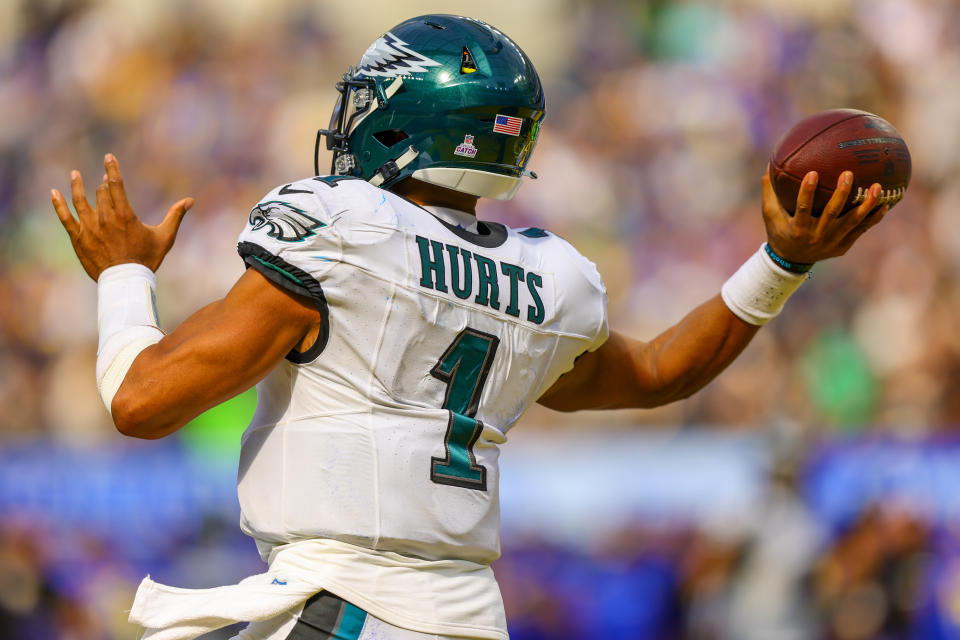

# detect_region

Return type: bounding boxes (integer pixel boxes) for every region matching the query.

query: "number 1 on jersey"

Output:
[430,328,500,491]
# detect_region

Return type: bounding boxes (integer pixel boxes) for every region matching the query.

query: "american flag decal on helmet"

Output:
[493,115,523,136]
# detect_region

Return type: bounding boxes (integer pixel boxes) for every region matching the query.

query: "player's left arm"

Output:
[539,300,757,411]
[51,155,322,438]
[538,170,889,412]
[105,269,320,438]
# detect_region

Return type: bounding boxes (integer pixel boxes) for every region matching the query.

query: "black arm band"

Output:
[764,243,814,274]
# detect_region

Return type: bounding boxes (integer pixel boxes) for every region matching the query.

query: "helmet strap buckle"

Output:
[376,159,401,183]
[369,146,419,187]
[334,153,357,175]
[353,88,372,111]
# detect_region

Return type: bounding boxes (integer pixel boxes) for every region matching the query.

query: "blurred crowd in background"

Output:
[2,0,960,637]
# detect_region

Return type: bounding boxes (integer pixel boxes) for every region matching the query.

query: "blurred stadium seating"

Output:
[1,0,960,638]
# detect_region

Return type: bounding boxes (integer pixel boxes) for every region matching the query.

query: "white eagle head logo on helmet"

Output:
[249,201,325,243]
[357,32,442,78]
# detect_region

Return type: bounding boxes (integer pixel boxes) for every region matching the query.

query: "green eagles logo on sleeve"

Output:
[249,201,325,242]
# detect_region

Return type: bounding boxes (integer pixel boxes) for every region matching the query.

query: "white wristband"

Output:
[96,263,164,415]
[720,245,809,326]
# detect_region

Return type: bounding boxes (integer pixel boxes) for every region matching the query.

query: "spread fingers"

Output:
[51,189,79,239]
[104,153,132,215]
[70,170,97,226]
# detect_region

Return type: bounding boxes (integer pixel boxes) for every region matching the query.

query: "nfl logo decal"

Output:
[454,134,478,158]
[493,114,523,136]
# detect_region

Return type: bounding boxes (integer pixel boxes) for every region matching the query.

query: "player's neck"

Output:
[389,178,478,216]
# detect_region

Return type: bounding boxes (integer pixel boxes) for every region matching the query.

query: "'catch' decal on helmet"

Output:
[249,201,325,242]
[358,32,442,78]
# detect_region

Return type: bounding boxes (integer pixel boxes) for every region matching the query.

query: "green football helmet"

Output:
[316,14,545,200]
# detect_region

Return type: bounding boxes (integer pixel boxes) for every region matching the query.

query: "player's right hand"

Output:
[51,153,194,280]
[761,169,889,265]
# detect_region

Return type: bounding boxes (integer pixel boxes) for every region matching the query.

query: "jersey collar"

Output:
[420,205,508,249]
[421,205,479,233]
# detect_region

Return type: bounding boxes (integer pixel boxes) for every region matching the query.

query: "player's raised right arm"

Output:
[539,170,889,413]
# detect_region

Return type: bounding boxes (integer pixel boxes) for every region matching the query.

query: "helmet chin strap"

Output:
[383,76,403,100]
[369,146,420,187]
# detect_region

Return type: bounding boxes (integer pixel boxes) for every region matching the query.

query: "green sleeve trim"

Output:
[237,241,329,364]
[248,255,306,287]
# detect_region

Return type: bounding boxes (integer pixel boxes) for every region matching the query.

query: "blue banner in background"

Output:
[805,436,960,529]
[5,433,960,549]
[0,440,239,562]
[4,432,960,639]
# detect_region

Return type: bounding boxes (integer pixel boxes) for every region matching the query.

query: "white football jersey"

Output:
[235,176,607,636]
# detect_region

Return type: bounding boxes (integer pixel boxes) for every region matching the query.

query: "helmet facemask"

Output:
[316,71,403,177]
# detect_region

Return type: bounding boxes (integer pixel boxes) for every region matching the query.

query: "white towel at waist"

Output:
[129,570,321,640]
[129,538,508,640]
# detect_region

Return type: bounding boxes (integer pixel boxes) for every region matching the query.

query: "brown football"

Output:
[769,109,911,215]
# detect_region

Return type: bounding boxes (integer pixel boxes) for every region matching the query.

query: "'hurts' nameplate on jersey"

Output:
[414,235,549,325]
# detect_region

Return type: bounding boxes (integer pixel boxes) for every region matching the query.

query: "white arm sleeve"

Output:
[96,263,165,415]
[720,245,809,326]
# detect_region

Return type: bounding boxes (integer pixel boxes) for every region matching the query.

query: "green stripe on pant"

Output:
[286,592,368,640]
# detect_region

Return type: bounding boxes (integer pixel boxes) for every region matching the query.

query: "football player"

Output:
[51,14,889,640]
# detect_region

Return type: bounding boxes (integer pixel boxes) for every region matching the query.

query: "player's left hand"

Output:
[51,154,194,280]
[761,169,889,265]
